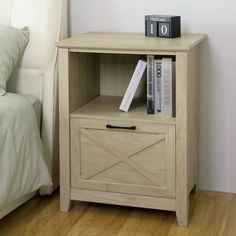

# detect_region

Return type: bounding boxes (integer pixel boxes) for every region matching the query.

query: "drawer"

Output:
[70,118,175,198]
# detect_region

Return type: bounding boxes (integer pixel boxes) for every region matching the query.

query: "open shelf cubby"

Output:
[68,51,176,123]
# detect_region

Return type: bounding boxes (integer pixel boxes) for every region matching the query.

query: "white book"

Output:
[119,60,147,112]
[154,59,162,113]
[161,58,173,116]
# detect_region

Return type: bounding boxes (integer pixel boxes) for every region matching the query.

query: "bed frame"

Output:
[0,0,67,218]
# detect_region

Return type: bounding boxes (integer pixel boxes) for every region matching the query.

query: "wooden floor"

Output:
[0,190,235,236]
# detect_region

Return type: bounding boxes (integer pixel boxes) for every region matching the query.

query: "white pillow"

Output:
[0,25,29,96]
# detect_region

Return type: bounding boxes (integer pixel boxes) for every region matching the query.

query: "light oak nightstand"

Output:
[56,32,206,226]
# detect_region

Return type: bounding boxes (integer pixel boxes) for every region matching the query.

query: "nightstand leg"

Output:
[60,189,71,212]
[176,194,189,227]
[59,48,71,213]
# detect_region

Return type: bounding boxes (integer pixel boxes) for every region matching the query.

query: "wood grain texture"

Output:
[71,189,176,211]
[70,96,176,124]
[57,32,205,226]
[0,191,235,236]
[175,47,201,226]
[175,52,189,226]
[59,50,100,212]
[58,49,71,212]
[56,32,206,53]
[69,52,100,112]
[187,46,200,194]
[71,118,175,198]
[100,54,146,97]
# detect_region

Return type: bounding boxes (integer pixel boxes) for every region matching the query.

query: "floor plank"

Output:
[0,191,235,236]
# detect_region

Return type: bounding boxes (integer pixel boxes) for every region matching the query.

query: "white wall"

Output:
[69,0,236,193]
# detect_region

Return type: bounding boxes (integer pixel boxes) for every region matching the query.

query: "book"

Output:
[172,60,176,117]
[119,59,147,112]
[161,58,173,116]
[147,55,155,114]
[154,59,162,113]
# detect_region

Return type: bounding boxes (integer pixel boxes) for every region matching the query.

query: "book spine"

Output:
[119,60,147,112]
[172,60,176,117]
[154,59,162,113]
[161,58,173,116]
[147,55,155,114]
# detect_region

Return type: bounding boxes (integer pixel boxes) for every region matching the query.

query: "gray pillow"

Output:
[0,25,29,96]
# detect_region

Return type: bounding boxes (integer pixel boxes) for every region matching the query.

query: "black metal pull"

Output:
[106,124,136,130]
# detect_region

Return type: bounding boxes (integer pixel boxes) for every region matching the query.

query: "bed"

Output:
[0,0,68,218]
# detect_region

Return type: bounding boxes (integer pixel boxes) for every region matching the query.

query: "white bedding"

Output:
[21,94,41,129]
[0,93,52,210]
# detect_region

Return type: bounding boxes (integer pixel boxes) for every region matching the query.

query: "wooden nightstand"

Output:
[56,32,206,226]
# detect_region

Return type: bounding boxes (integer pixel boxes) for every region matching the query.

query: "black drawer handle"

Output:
[106,124,136,130]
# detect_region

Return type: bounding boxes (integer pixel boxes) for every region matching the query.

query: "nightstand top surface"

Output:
[56,32,206,53]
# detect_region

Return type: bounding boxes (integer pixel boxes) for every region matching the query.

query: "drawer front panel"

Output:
[71,119,175,198]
